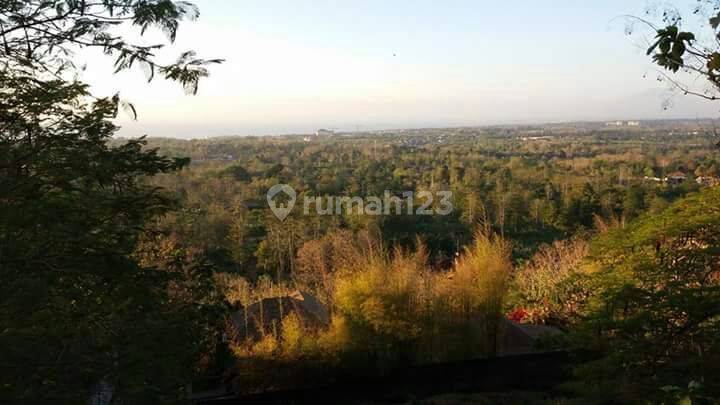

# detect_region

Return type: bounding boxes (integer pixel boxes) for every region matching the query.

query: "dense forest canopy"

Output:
[132,124,713,278]
[125,122,720,401]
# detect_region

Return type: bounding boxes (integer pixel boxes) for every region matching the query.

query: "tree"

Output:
[567,7,720,399]
[0,1,222,402]
[0,1,222,95]
[622,185,646,219]
[573,187,720,402]
[294,229,364,307]
[642,0,720,107]
[223,164,252,182]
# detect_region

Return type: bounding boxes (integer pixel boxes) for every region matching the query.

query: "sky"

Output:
[79,0,720,138]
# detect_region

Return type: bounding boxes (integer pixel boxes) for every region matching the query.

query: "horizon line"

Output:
[113,116,720,141]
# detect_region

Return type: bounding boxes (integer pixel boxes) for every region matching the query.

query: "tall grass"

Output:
[436,232,513,357]
[225,231,514,391]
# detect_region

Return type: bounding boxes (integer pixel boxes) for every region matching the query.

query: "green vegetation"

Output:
[569,188,720,403]
[2,0,720,403]
[0,1,222,402]
[138,127,712,279]
[163,125,720,399]
[225,231,513,393]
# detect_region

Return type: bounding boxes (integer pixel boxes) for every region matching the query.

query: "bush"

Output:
[509,237,592,327]
[332,242,429,367]
[227,231,516,390]
[434,233,513,358]
[569,188,720,402]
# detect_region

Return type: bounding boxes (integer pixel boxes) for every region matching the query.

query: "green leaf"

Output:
[677,32,695,42]
[659,38,671,54]
[707,53,720,71]
[646,38,662,55]
[671,41,686,58]
[711,15,720,29]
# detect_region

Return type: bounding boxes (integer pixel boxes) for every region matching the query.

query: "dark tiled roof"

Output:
[229,291,329,342]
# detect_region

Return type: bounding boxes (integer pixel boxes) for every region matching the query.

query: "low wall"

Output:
[198,351,573,404]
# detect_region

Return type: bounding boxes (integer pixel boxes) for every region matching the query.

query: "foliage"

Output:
[226,231,515,392]
[642,0,720,102]
[0,1,222,401]
[0,0,223,95]
[101,116,717,399]
[294,229,378,307]
[570,187,720,402]
[510,237,593,327]
[438,233,513,356]
[136,126,710,280]
[647,26,694,73]
[0,73,220,402]
[332,241,431,364]
[331,232,514,365]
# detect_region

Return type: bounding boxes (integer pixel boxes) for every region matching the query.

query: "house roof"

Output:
[668,171,687,178]
[500,320,563,354]
[229,291,329,342]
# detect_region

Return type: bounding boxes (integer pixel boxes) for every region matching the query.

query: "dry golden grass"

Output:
[229,230,515,368]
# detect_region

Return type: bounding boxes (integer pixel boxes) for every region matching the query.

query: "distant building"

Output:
[315,129,335,137]
[229,291,329,343]
[605,120,640,127]
[665,171,688,185]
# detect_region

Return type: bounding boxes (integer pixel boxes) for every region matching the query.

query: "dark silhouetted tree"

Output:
[0,1,222,402]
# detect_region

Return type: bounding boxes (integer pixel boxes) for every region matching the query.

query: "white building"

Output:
[315,129,335,137]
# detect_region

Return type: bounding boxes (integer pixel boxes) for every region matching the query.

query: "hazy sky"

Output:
[80,0,720,138]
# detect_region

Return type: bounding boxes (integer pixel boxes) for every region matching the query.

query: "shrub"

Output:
[570,187,720,402]
[510,237,591,327]
[294,229,380,308]
[332,242,429,367]
[331,232,514,365]
[436,232,513,357]
[228,231,515,389]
